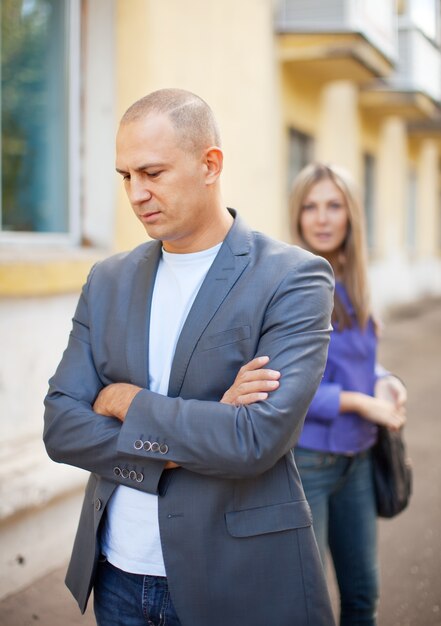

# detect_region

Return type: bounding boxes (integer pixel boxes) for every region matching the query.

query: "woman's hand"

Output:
[341,391,406,431]
[359,394,406,430]
[220,356,280,406]
[375,374,407,409]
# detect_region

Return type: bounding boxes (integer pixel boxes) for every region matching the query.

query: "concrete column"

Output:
[143,0,284,240]
[113,0,283,247]
[316,80,362,185]
[114,0,152,252]
[376,116,408,259]
[416,139,439,258]
[82,0,116,249]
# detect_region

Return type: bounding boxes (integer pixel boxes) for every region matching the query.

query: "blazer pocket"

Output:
[225,500,312,538]
[198,325,251,351]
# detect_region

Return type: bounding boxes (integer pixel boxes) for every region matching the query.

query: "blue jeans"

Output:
[295,447,379,626]
[94,558,182,626]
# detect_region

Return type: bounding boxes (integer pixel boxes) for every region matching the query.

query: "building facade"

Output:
[1,0,440,597]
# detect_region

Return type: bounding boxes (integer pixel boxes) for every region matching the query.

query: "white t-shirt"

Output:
[101,243,221,575]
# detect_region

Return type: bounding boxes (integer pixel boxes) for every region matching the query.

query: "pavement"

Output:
[0,297,440,626]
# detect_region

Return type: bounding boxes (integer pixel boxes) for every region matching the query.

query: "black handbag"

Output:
[372,425,412,518]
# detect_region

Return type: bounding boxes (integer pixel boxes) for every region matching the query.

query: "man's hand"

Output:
[221,356,280,406]
[93,383,142,422]
[94,383,179,470]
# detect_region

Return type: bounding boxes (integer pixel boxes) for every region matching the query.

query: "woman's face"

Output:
[299,177,349,258]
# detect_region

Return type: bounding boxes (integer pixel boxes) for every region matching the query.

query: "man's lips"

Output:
[139,211,161,223]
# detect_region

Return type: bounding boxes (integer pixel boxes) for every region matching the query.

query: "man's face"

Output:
[116,112,213,253]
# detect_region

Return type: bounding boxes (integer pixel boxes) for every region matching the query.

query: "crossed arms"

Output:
[44,254,334,490]
[92,356,281,469]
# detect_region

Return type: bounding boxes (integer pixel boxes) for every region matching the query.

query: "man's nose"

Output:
[128,178,152,205]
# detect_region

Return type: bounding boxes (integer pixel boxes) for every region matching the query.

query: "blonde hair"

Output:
[121,88,221,154]
[290,162,371,329]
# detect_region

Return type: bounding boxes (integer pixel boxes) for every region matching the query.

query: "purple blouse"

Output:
[298,282,378,454]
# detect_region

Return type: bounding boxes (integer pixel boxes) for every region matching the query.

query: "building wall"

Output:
[0,293,90,597]
[279,69,441,312]
[114,0,285,249]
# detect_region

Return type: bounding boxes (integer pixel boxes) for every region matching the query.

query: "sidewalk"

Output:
[1,298,440,626]
[374,297,441,626]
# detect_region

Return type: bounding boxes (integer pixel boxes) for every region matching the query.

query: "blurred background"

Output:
[0,0,440,621]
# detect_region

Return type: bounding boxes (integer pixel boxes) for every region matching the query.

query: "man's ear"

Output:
[203,147,223,185]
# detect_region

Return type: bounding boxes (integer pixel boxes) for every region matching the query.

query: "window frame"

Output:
[406,166,418,254]
[363,152,376,252]
[287,127,315,195]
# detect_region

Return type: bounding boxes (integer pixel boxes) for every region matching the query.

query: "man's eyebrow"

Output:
[115,163,166,174]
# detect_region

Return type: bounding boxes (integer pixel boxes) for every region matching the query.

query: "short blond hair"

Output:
[121,88,221,154]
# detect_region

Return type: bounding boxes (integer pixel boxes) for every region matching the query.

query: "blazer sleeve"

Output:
[117,255,334,479]
[43,267,167,495]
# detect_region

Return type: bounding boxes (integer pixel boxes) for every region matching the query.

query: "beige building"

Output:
[1,0,440,597]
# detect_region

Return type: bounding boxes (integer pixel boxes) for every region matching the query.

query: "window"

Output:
[363,153,376,251]
[439,159,441,251]
[287,128,315,193]
[1,0,79,238]
[406,167,417,253]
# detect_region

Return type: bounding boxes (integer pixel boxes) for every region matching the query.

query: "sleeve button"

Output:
[134,440,143,450]
[159,444,169,455]
[136,472,144,483]
[143,441,152,452]
[129,470,137,481]
[121,468,129,479]
[113,466,121,476]
[151,442,160,453]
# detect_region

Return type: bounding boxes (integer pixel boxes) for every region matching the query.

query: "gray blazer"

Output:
[44,211,335,626]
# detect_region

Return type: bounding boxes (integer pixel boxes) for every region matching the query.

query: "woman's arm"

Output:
[340,389,406,431]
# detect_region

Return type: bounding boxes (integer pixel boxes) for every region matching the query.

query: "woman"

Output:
[289,162,407,626]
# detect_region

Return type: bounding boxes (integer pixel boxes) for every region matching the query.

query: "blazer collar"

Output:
[125,241,162,388]
[125,209,253,394]
[168,210,252,397]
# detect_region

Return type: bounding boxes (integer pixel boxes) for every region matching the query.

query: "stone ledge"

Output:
[0,246,107,296]
[0,437,87,523]
[0,489,85,600]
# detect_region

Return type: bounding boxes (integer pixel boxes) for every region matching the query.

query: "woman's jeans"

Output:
[94,558,181,626]
[295,447,379,626]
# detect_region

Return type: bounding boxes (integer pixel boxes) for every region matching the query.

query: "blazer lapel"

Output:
[125,241,162,388]
[168,213,252,398]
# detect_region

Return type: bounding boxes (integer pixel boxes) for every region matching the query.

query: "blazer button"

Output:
[151,442,160,453]
[136,472,144,483]
[121,468,129,479]
[95,499,102,511]
[113,466,121,476]
[134,440,143,450]
[159,443,169,455]
[129,470,137,481]
[143,441,152,452]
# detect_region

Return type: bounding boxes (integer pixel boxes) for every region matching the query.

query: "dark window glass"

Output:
[1,0,69,233]
[363,153,376,251]
[407,168,417,252]
[287,128,315,193]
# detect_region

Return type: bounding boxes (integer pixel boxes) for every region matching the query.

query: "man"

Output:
[44,88,335,626]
